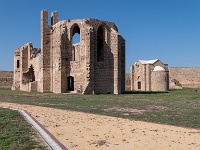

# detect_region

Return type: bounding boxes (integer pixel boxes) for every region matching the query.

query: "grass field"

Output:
[0,88,200,129]
[0,107,48,150]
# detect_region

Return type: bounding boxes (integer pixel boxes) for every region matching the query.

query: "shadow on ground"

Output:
[122,90,169,94]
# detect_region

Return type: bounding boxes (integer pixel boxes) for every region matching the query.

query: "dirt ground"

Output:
[0,102,200,150]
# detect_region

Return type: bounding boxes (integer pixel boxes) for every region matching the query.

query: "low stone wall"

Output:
[0,71,13,89]
[169,68,200,88]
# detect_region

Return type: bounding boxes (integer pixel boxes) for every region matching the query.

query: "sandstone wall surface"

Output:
[169,67,200,88]
[2,68,200,90]
[12,10,125,94]
[0,71,13,89]
[126,67,200,89]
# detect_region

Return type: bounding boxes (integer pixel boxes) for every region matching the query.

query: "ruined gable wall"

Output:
[51,20,90,93]
[68,20,91,93]
[20,44,31,91]
[12,10,125,94]
[12,43,33,91]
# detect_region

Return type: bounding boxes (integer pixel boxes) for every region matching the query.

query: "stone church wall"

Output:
[126,67,200,89]
[1,67,200,90]
[12,10,125,94]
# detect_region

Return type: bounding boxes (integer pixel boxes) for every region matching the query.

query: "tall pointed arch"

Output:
[97,25,104,62]
[72,24,80,44]
[71,24,80,61]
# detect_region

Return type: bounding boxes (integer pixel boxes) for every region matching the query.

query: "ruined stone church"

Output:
[12,10,125,94]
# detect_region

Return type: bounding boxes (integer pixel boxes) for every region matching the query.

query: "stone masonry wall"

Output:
[126,67,200,89]
[12,10,125,94]
[169,68,200,88]
[1,67,200,90]
[131,60,168,91]
[0,71,13,89]
[151,71,169,91]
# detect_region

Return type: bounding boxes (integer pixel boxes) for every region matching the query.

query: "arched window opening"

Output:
[72,33,80,44]
[67,76,74,91]
[72,25,80,44]
[35,52,40,57]
[138,81,141,90]
[71,25,80,61]
[97,26,104,62]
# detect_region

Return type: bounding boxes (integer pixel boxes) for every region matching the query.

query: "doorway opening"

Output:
[67,76,74,91]
[138,81,141,90]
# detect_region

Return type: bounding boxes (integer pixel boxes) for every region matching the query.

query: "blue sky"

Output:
[0,0,200,73]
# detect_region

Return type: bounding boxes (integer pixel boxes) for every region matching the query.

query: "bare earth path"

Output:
[0,102,200,150]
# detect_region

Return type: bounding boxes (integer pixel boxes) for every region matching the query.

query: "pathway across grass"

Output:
[0,88,200,129]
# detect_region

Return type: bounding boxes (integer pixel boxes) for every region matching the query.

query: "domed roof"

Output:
[153,66,165,71]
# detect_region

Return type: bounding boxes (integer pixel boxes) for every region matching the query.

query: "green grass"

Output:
[0,107,48,150]
[0,88,200,128]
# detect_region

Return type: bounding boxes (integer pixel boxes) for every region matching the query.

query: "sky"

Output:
[0,0,200,73]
